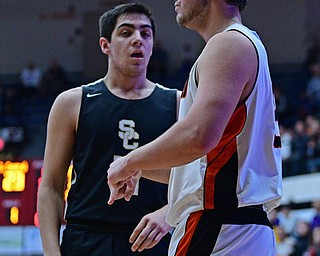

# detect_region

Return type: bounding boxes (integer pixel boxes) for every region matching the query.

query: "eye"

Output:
[141,30,152,39]
[120,30,131,37]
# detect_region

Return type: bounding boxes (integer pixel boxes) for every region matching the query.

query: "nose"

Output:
[131,31,143,46]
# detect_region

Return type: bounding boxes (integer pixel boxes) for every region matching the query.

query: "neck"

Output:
[103,73,154,100]
[104,72,146,90]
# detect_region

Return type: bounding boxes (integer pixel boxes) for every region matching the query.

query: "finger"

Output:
[134,228,160,252]
[124,171,141,201]
[131,221,162,252]
[131,229,150,252]
[107,178,119,205]
[130,220,151,252]
[107,182,126,205]
[138,224,171,252]
[144,231,165,249]
[129,218,147,244]
[107,187,119,205]
[124,178,135,201]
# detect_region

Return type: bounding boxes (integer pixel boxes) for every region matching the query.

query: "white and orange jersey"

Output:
[166,23,282,227]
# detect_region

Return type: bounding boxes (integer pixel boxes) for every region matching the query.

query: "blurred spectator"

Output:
[305,35,320,69]
[278,205,299,236]
[281,125,293,177]
[1,87,22,126]
[306,61,320,115]
[292,220,312,256]
[20,61,42,98]
[3,87,17,115]
[297,90,314,123]
[303,227,320,256]
[306,115,320,137]
[305,136,320,172]
[290,120,309,175]
[276,226,296,256]
[147,40,169,84]
[311,199,320,230]
[274,86,289,125]
[40,59,69,98]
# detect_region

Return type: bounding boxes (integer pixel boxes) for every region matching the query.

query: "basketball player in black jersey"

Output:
[37,3,180,255]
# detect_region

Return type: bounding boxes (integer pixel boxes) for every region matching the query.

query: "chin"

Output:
[129,67,145,76]
[177,16,187,27]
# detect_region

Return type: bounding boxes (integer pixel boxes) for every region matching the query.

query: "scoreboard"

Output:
[0,159,41,225]
[0,159,71,226]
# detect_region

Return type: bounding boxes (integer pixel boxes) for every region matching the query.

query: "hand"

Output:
[130,206,172,252]
[107,156,140,205]
[107,171,141,205]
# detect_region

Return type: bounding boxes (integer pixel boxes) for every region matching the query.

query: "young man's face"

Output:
[107,13,154,76]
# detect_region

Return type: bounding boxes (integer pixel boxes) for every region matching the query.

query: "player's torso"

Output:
[65,80,177,228]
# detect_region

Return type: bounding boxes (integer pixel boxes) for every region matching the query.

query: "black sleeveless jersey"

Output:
[64,80,177,232]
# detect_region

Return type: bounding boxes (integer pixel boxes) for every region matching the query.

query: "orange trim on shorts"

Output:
[175,211,203,256]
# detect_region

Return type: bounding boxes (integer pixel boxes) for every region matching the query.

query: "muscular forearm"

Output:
[125,118,208,173]
[106,122,202,204]
[107,96,228,197]
[38,186,64,255]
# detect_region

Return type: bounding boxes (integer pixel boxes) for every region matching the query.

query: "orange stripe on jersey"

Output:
[175,211,203,256]
[204,104,247,209]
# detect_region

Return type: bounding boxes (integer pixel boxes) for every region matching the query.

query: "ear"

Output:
[99,37,110,55]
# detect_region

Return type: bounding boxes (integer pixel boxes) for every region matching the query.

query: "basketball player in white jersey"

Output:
[107,0,282,255]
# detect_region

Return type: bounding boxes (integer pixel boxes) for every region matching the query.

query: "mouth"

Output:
[130,50,144,59]
[174,4,181,13]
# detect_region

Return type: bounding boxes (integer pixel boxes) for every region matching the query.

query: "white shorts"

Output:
[169,206,276,256]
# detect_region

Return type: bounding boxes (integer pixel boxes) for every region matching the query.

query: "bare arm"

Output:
[37,88,81,255]
[108,31,257,198]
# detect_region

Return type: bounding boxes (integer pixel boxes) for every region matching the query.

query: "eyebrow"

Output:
[116,23,152,30]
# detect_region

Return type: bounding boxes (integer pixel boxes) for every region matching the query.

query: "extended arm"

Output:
[37,88,81,256]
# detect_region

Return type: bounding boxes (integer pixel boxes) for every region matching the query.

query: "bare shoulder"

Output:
[198,30,257,79]
[200,30,255,62]
[55,87,82,105]
[49,87,82,125]
[52,87,82,111]
[196,30,257,103]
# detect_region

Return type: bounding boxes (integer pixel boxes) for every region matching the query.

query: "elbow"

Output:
[187,127,219,158]
[192,140,217,158]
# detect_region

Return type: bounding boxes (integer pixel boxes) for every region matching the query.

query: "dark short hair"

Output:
[226,0,247,12]
[99,2,156,42]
